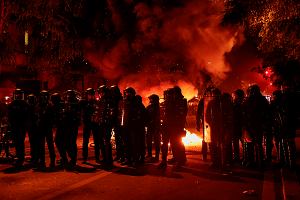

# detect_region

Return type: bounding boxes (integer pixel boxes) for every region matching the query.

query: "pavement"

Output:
[0,128,299,200]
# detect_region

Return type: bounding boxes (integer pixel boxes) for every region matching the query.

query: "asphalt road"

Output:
[0,130,299,200]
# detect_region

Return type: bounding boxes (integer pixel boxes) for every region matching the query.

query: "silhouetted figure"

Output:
[146,94,161,161]
[221,93,234,166]
[122,87,138,166]
[205,88,222,169]
[37,90,56,169]
[51,93,66,168]
[8,89,29,167]
[26,94,39,166]
[109,85,124,162]
[135,95,147,164]
[0,99,10,158]
[159,87,187,168]
[270,90,285,165]
[97,85,113,167]
[81,88,100,163]
[61,90,80,168]
[232,89,245,163]
[243,85,270,168]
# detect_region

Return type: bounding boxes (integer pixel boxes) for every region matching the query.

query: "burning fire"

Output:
[182,129,202,147]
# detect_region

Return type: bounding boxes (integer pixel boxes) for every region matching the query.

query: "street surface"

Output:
[0,129,299,200]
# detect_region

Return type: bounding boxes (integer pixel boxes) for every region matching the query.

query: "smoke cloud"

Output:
[84,0,243,98]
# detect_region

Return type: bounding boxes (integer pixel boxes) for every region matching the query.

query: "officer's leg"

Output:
[46,128,56,167]
[146,128,153,157]
[287,138,297,169]
[92,124,100,161]
[55,128,68,166]
[28,128,35,161]
[82,123,91,161]
[160,128,169,163]
[265,134,273,163]
[154,129,161,160]
[232,136,240,161]
[14,128,26,166]
[98,125,106,161]
[104,125,113,164]
[69,126,78,166]
[114,125,124,161]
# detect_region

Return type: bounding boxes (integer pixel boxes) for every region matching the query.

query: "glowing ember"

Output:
[182,129,202,147]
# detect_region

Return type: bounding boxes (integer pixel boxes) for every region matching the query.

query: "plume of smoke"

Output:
[84,0,242,97]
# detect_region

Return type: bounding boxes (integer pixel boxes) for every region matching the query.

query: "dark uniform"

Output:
[97,85,113,166]
[37,91,56,168]
[232,89,245,162]
[81,88,100,162]
[109,85,124,162]
[205,88,222,168]
[146,94,161,161]
[271,90,297,169]
[221,93,234,166]
[0,100,10,158]
[51,93,66,167]
[8,89,29,167]
[160,87,187,168]
[135,95,147,164]
[243,85,270,168]
[122,87,138,165]
[61,90,81,168]
[26,94,39,165]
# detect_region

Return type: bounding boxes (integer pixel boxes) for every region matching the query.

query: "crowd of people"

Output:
[0,85,188,170]
[196,85,298,170]
[0,84,298,171]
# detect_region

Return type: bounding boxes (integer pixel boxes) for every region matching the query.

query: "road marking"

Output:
[37,171,112,200]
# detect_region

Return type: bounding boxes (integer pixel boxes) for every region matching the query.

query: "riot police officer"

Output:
[135,95,147,164]
[220,92,234,166]
[205,88,222,169]
[26,94,39,165]
[51,93,66,168]
[122,87,138,166]
[171,86,188,166]
[97,85,113,167]
[8,89,29,167]
[62,90,81,168]
[37,90,56,168]
[232,89,245,162]
[81,88,100,163]
[243,85,270,168]
[109,85,124,162]
[146,94,161,161]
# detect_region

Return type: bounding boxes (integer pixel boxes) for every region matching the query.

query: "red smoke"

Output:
[84,0,243,98]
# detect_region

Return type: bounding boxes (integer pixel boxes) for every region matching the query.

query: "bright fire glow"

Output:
[182,129,202,147]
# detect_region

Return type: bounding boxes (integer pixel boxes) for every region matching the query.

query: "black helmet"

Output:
[98,85,108,94]
[234,89,245,99]
[51,93,61,104]
[85,88,95,95]
[40,90,49,97]
[148,94,159,102]
[211,88,221,97]
[110,85,121,94]
[66,90,77,101]
[14,88,24,100]
[124,87,136,96]
[27,94,36,105]
[248,84,261,96]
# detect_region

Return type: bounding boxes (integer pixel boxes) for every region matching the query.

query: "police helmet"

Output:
[85,88,95,95]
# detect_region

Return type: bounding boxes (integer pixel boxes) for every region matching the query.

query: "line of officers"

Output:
[2,85,188,169]
[196,85,298,170]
